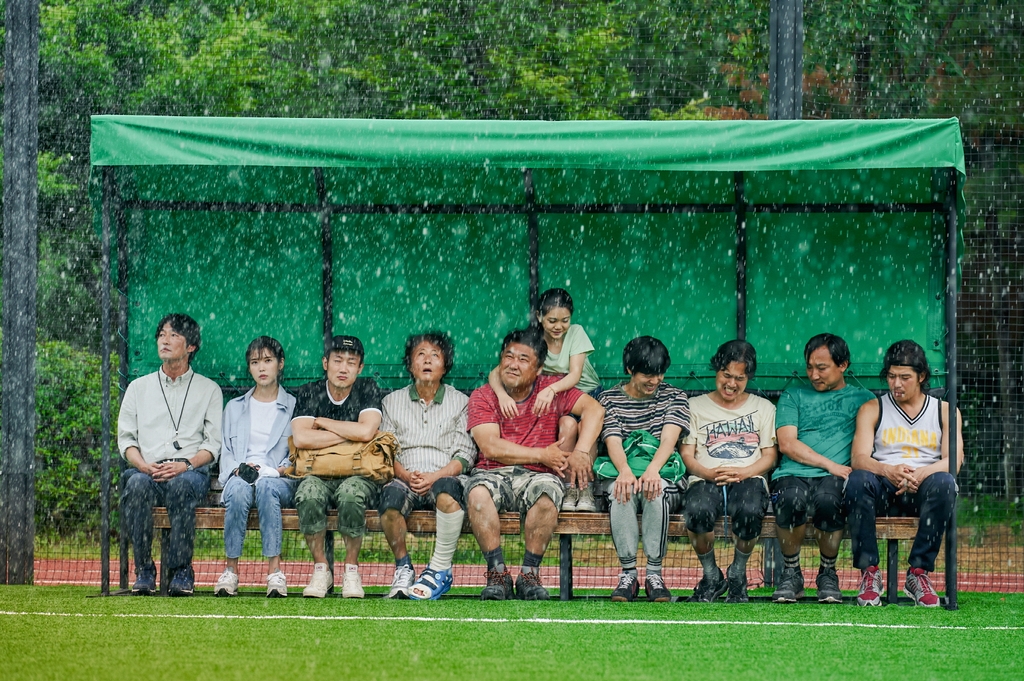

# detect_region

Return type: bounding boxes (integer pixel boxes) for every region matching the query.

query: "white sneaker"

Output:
[215,568,238,597]
[561,486,579,511]
[342,564,364,598]
[303,563,333,598]
[267,570,287,598]
[387,563,415,599]
[575,486,598,512]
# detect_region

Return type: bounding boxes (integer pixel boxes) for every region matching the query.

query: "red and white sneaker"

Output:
[857,566,883,606]
[905,567,940,607]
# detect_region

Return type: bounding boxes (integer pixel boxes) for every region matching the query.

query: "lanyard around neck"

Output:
[158,371,195,447]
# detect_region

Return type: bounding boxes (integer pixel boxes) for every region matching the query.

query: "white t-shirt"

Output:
[543,323,601,393]
[245,399,279,464]
[683,393,777,485]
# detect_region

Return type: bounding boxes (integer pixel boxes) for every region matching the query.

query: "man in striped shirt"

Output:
[598,336,689,602]
[379,332,476,600]
[465,327,605,601]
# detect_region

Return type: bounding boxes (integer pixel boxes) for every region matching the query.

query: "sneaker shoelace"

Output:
[520,571,543,588]
[485,569,508,586]
[913,571,937,597]
[646,574,664,590]
[859,569,879,595]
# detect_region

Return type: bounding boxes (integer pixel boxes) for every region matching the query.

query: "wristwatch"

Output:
[184,460,194,472]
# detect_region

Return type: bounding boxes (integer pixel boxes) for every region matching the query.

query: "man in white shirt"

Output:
[118,313,223,596]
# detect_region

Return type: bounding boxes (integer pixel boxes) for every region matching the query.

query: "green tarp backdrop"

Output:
[89,116,965,392]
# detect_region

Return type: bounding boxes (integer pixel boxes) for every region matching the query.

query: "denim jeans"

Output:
[221,475,297,558]
[121,467,210,574]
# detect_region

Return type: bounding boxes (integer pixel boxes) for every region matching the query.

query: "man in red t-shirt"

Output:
[466,327,604,600]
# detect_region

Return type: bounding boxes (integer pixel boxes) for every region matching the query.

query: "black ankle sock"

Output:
[819,552,837,572]
[522,551,543,571]
[484,547,506,573]
[395,555,413,569]
[783,552,801,570]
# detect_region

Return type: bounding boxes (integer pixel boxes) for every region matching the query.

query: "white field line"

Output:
[0,610,1021,631]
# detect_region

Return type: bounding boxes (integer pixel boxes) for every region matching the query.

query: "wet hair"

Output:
[710,339,757,377]
[804,333,851,368]
[155,313,201,362]
[535,288,574,321]
[622,336,671,375]
[403,331,455,378]
[246,336,285,364]
[501,327,547,368]
[324,335,364,362]
[880,340,931,388]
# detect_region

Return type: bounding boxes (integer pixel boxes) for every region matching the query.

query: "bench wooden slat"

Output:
[154,507,920,539]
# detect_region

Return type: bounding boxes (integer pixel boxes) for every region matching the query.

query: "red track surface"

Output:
[33,559,1023,593]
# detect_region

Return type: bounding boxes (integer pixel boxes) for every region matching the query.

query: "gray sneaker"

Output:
[725,572,748,603]
[686,568,727,603]
[816,567,842,603]
[771,567,805,603]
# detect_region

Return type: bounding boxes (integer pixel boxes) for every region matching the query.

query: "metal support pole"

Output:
[1,0,40,585]
[100,169,113,595]
[117,197,130,590]
[734,172,747,340]
[769,0,803,120]
[944,168,959,611]
[523,169,540,312]
[315,168,333,344]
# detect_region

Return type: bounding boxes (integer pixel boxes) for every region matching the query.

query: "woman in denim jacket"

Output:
[215,336,297,597]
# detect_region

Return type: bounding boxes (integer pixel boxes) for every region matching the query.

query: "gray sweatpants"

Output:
[602,479,682,573]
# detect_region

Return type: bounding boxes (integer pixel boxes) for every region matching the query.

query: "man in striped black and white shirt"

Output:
[379,332,476,600]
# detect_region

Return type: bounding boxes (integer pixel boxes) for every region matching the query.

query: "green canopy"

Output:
[90,116,965,392]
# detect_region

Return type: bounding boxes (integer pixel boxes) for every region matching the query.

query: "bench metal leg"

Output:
[763,538,783,587]
[559,534,573,601]
[159,528,170,596]
[886,539,899,604]
[325,530,335,575]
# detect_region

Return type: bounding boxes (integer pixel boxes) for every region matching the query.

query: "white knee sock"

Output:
[428,508,465,572]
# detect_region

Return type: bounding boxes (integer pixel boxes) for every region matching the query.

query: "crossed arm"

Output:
[290,410,382,449]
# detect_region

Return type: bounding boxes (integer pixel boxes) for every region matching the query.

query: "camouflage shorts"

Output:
[465,466,564,514]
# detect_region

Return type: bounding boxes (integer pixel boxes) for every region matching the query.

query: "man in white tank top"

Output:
[848,340,963,608]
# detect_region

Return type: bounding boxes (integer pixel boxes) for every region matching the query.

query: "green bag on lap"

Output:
[593,429,686,483]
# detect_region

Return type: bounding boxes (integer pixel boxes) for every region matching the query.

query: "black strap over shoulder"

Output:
[874,395,884,434]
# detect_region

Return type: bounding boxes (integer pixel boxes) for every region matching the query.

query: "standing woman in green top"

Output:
[487,288,603,511]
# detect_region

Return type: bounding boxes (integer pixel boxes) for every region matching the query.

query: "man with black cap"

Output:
[291,335,384,598]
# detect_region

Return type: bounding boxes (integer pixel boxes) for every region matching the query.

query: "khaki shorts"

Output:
[465,466,564,514]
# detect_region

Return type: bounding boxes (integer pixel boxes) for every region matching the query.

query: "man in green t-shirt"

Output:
[770,333,873,604]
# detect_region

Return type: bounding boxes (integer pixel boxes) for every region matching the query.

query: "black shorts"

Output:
[770,475,846,532]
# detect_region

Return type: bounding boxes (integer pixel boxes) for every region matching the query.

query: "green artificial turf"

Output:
[1,586,1022,681]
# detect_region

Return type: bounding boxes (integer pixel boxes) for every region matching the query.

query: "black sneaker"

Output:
[771,567,805,603]
[515,571,550,601]
[725,572,749,603]
[132,565,156,596]
[481,569,515,601]
[816,567,843,603]
[686,568,727,603]
[610,572,639,602]
[167,567,195,597]
[644,573,672,603]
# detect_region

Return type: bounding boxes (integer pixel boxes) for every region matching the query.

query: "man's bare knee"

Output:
[436,492,461,514]
[468,487,494,515]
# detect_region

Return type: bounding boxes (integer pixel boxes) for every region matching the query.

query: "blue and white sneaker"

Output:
[409,567,453,600]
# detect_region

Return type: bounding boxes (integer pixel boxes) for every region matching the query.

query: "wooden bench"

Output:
[151,508,919,601]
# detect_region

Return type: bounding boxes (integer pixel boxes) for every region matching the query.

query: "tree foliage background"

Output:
[0,0,1021,532]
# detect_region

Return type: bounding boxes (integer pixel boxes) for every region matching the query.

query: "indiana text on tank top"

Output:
[872,392,942,469]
